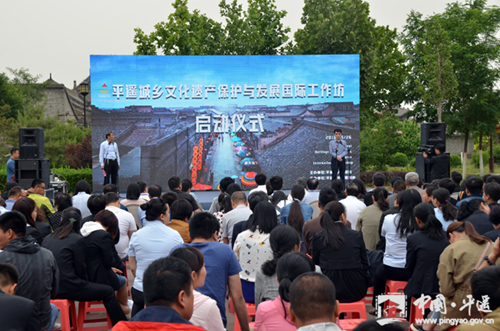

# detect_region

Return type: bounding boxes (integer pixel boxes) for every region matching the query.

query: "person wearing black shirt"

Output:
[423,144,449,181]
[167,176,200,214]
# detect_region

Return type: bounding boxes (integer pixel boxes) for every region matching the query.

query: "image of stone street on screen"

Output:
[91,101,359,191]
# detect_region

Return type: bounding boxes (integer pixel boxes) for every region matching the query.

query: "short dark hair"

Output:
[439,178,456,195]
[8,186,23,198]
[372,172,386,187]
[189,212,219,240]
[105,132,113,139]
[319,188,337,208]
[484,182,500,202]
[487,175,500,185]
[435,143,445,153]
[181,179,193,192]
[306,178,319,190]
[489,204,500,226]
[104,192,120,205]
[289,272,337,321]
[470,266,500,312]
[391,176,403,187]
[74,180,91,195]
[31,179,44,189]
[219,177,235,193]
[137,181,148,193]
[452,171,463,185]
[334,129,342,134]
[170,199,193,221]
[5,182,18,195]
[226,183,242,196]
[392,180,406,193]
[466,176,483,195]
[10,147,18,156]
[270,176,283,190]
[0,211,27,237]
[161,191,178,207]
[87,194,106,215]
[55,192,73,212]
[149,185,162,198]
[345,183,359,197]
[93,210,119,238]
[248,191,269,211]
[103,184,118,194]
[255,174,267,186]
[168,176,181,191]
[0,263,19,287]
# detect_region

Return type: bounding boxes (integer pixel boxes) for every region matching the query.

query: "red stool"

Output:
[384,280,407,318]
[229,295,256,331]
[338,301,367,319]
[51,299,78,331]
[123,261,130,296]
[77,301,112,331]
[364,286,374,305]
[409,296,432,325]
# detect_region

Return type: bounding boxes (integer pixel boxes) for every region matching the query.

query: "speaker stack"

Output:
[415,123,450,183]
[15,128,51,190]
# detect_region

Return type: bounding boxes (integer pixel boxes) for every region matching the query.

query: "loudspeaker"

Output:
[15,159,50,190]
[421,123,446,149]
[19,128,44,159]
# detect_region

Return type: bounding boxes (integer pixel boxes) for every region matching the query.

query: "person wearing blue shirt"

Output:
[6,148,19,182]
[329,129,348,185]
[280,186,314,227]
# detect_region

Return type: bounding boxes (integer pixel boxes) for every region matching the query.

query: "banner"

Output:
[91,55,360,190]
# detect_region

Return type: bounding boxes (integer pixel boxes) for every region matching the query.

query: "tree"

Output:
[292,0,407,122]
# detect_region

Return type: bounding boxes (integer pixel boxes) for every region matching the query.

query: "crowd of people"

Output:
[2,169,500,331]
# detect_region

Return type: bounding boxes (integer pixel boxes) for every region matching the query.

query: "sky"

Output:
[1,0,477,88]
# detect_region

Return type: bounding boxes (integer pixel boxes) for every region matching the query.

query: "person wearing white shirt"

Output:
[104,192,137,260]
[99,132,120,186]
[339,184,366,230]
[72,180,92,218]
[222,192,252,246]
[302,178,320,204]
[249,174,268,196]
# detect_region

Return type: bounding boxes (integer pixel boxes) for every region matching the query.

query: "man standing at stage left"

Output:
[329,129,347,184]
[99,132,120,186]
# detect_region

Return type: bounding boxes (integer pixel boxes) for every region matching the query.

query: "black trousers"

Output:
[58,282,127,325]
[372,264,411,307]
[331,157,346,184]
[131,287,145,317]
[104,159,119,186]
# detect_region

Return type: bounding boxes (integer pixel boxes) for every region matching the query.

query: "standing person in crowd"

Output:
[173,212,249,331]
[121,182,147,207]
[80,210,130,315]
[6,147,19,182]
[231,191,269,251]
[222,191,252,246]
[289,273,342,331]
[373,190,422,307]
[313,201,369,303]
[457,199,494,235]
[303,178,320,204]
[214,193,231,243]
[280,185,314,228]
[72,180,92,218]
[304,188,338,255]
[405,203,448,318]
[456,176,483,209]
[0,211,59,331]
[128,198,184,317]
[331,179,346,200]
[249,174,267,196]
[364,173,387,206]
[137,181,150,202]
[170,247,225,331]
[388,180,406,208]
[339,183,366,230]
[432,188,458,230]
[255,226,302,308]
[357,187,389,251]
[168,199,193,243]
[209,177,234,214]
[28,179,55,214]
[0,263,40,331]
[423,143,449,181]
[405,172,425,199]
[5,186,25,211]
[81,194,107,225]
[254,252,316,331]
[99,132,120,186]
[485,204,500,241]
[105,192,137,261]
[233,201,276,303]
[12,197,43,245]
[329,128,347,184]
[168,176,200,214]
[49,193,72,230]
[42,207,127,325]
[483,182,500,208]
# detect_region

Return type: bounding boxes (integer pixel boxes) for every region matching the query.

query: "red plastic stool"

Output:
[364,286,374,305]
[384,280,408,318]
[338,301,367,319]
[409,296,433,325]
[229,295,256,331]
[51,299,78,331]
[77,301,112,331]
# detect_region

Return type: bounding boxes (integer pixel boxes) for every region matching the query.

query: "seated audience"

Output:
[161,191,178,208]
[209,177,234,214]
[255,226,301,309]
[170,247,225,331]
[81,194,107,225]
[352,178,367,201]
[137,180,150,202]
[128,198,183,316]
[168,176,200,213]
[457,199,494,235]
[304,188,338,255]
[167,199,193,243]
[35,205,52,238]
[339,183,366,230]
[353,320,406,331]
[254,252,316,331]
[331,179,346,200]
[357,187,389,251]
[313,201,369,303]
[485,204,500,241]
[12,197,43,245]
[182,179,202,210]
[406,172,425,199]
[112,257,205,331]
[5,186,25,211]
[364,172,387,206]
[105,192,137,260]
[120,182,147,207]
[439,178,458,206]
[49,192,72,230]
[222,191,252,246]
[234,201,276,303]
[302,178,320,204]
[249,174,268,196]
[0,263,40,331]
[388,180,406,208]
[423,185,438,204]
[226,183,242,196]
[42,207,127,325]
[280,185,314,231]
[289,272,341,331]
[137,184,163,227]
[28,179,55,214]
[452,171,463,193]
[432,188,457,230]
[456,176,484,209]
[103,184,129,211]
[214,193,231,243]
[72,180,92,218]
[2,181,19,201]
[483,182,500,208]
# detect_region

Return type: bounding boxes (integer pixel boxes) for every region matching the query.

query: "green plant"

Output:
[51,167,93,193]
[450,154,462,168]
[471,151,490,168]
[493,145,500,163]
[389,153,409,167]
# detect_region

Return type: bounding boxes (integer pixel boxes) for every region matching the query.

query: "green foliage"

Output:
[450,154,462,168]
[52,167,93,193]
[390,120,420,158]
[494,145,500,163]
[389,153,409,167]
[471,151,490,169]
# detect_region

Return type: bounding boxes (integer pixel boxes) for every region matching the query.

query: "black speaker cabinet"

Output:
[421,123,446,149]
[19,128,44,159]
[15,159,50,190]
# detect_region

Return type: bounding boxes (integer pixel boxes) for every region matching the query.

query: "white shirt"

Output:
[339,196,366,230]
[233,228,273,282]
[249,185,267,196]
[222,204,253,244]
[302,190,320,204]
[99,141,120,167]
[106,205,137,259]
[381,213,410,268]
[72,192,91,218]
